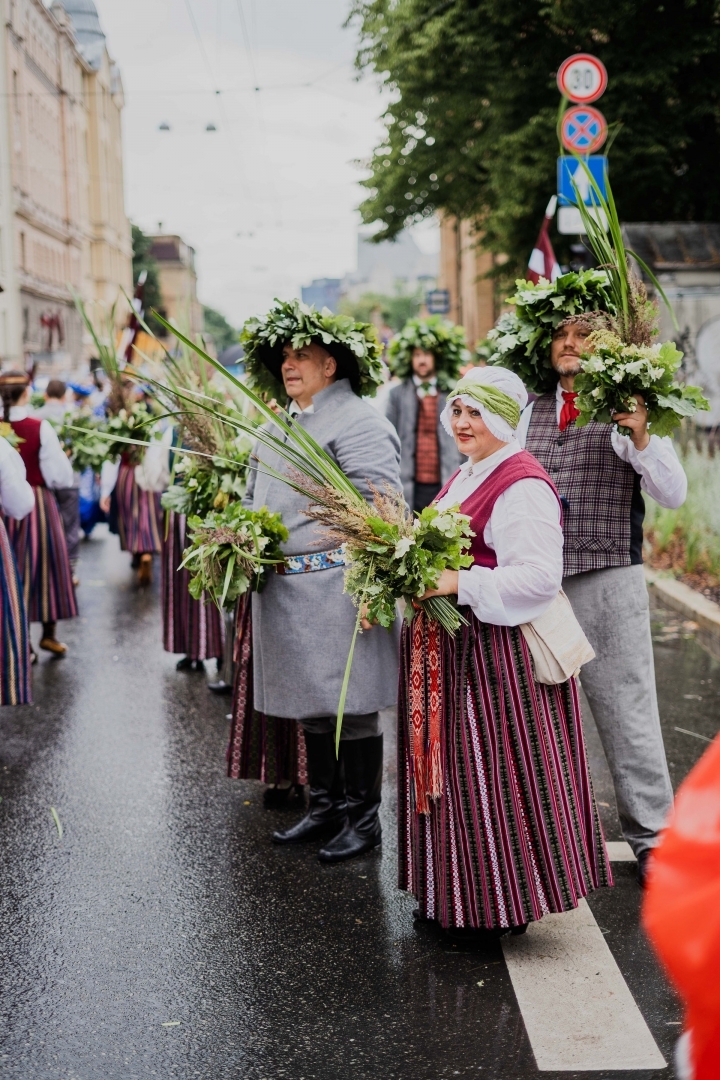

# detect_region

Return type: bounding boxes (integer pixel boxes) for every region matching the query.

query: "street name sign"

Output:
[426,289,450,315]
[557,53,608,104]
[560,106,608,154]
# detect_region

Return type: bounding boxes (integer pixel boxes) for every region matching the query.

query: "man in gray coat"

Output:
[242,301,402,863]
[384,316,466,510]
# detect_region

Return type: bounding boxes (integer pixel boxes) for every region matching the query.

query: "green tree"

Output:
[203,305,240,353]
[339,287,422,331]
[131,224,165,335]
[349,0,720,281]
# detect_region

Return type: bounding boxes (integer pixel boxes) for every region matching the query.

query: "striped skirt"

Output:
[0,518,31,704]
[4,486,77,624]
[227,595,307,785]
[398,609,611,930]
[161,510,224,661]
[116,462,163,555]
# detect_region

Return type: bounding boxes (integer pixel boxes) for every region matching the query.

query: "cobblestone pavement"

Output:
[0,528,717,1079]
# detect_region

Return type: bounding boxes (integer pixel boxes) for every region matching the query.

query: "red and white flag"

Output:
[527,196,560,283]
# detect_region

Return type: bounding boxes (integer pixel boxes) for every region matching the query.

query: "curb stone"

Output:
[645,566,720,650]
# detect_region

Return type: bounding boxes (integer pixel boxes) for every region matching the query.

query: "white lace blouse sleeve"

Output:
[38,419,74,489]
[0,436,35,520]
[100,459,120,500]
[610,431,687,509]
[456,477,563,626]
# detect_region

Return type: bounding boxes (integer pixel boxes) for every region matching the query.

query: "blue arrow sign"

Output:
[557,156,608,206]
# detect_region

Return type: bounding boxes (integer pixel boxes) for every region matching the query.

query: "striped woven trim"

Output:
[275,547,345,575]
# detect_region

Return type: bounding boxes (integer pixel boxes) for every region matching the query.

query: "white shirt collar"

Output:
[9,406,30,421]
[288,399,314,417]
[412,373,438,397]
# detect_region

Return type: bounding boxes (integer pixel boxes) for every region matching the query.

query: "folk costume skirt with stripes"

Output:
[4,486,77,624]
[227,595,307,786]
[0,518,31,704]
[161,510,224,661]
[116,462,163,555]
[398,609,612,930]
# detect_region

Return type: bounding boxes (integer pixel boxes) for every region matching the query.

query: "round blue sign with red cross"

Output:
[560,105,608,154]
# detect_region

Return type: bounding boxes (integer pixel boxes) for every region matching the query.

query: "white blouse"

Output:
[435,441,563,627]
[0,436,34,520]
[9,406,74,490]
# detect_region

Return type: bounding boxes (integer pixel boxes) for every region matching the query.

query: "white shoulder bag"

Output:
[519,589,595,685]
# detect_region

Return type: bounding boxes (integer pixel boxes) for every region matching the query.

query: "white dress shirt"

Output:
[0,436,34,520]
[412,373,438,399]
[435,441,563,627]
[516,384,687,509]
[9,406,74,489]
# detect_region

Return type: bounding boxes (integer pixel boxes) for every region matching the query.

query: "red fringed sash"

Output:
[409,609,443,814]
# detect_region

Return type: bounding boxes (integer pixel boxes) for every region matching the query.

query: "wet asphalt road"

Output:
[0,528,718,1080]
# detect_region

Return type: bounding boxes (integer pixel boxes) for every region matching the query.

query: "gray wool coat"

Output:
[243,379,402,721]
[384,378,462,506]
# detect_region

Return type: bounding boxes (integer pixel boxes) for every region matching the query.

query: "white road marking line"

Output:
[606,841,636,862]
[502,899,666,1071]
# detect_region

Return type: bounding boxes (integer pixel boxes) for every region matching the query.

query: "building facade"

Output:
[148,234,202,340]
[437,215,497,351]
[0,0,131,375]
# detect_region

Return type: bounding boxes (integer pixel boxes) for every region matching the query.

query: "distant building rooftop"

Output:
[149,235,196,270]
[60,0,106,69]
[623,223,720,271]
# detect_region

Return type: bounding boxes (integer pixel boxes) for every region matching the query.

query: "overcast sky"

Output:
[93,0,438,328]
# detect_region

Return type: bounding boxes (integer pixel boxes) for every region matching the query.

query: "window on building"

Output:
[19,232,25,270]
[22,307,29,343]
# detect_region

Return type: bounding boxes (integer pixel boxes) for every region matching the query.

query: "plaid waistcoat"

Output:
[414,392,441,484]
[525,392,637,576]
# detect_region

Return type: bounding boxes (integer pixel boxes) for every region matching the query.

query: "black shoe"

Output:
[176,656,192,671]
[511,923,528,936]
[263,784,305,810]
[318,734,383,863]
[207,679,233,696]
[273,731,346,844]
[637,848,653,889]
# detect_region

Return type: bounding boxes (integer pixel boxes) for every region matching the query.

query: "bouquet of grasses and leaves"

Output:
[49,412,108,472]
[0,421,23,451]
[146,314,476,747]
[567,159,710,435]
[99,404,158,465]
[574,331,709,437]
[161,437,250,518]
[180,502,288,609]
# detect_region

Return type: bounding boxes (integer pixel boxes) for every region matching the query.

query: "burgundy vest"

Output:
[11,417,44,487]
[436,450,561,568]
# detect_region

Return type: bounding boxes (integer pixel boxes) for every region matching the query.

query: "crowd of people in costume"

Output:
[0,248,714,1075]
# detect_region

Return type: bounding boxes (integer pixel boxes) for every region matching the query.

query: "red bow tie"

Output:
[559,390,579,432]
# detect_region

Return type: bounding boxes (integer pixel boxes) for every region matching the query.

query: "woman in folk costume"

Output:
[0,372,77,658]
[157,429,224,672]
[99,386,164,586]
[399,365,611,934]
[0,430,34,700]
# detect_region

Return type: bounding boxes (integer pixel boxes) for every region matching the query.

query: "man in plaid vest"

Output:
[517,317,687,887]
[384,317,465,511]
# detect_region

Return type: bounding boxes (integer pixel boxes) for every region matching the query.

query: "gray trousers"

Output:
[563,564,673,857]
[301,712,380,741]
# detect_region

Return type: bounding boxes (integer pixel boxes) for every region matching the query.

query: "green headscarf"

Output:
[447,378,521,430]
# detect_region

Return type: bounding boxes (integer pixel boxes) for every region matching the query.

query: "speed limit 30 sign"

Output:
[557,53,608,104]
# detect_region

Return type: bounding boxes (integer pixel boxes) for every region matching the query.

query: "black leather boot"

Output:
[318,734,383,863]
[272,732,346,844]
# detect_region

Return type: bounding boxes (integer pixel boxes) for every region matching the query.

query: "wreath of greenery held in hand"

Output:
[387,316,469,390]
[486,269,615,394]
[241,298,384,400]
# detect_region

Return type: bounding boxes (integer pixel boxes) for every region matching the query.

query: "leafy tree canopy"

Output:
[339,287,422,331]
[203,306,240,354]
[349,0,720,280]
[131,224,165,336]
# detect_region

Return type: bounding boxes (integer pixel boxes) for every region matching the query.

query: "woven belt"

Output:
[275,546,345,575]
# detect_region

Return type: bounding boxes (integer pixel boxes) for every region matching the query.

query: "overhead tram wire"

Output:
[233,0,259,89]
[182,0,228,125]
